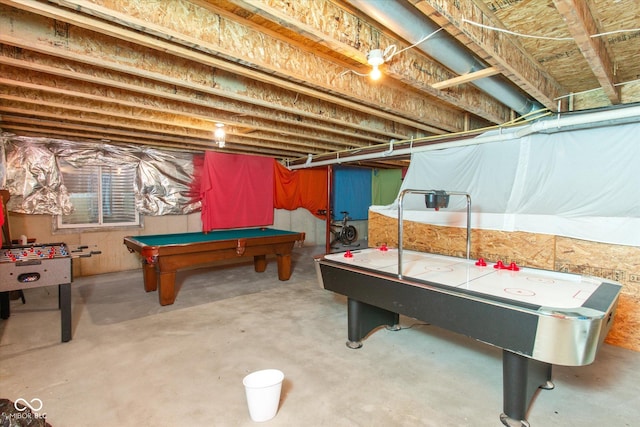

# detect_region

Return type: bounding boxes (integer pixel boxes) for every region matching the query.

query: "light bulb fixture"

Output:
[214,123,225,148]
[367,49,385,80]
[340,30,444,82]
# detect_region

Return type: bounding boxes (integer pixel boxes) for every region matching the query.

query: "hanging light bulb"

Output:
[366,49,385,81]
[214,123,225,148]
[370,65,382,80]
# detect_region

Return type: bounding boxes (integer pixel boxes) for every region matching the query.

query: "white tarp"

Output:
[371,121,640,246]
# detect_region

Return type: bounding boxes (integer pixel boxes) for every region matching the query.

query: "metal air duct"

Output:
[346,0,543,116]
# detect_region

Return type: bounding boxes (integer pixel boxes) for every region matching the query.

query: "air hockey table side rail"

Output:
[315,248,621,366]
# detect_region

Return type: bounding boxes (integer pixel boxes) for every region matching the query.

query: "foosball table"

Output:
[0,242,100,342]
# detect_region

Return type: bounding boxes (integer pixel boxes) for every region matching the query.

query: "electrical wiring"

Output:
[462,18,573,40]
[397,322,430,330]
[383,28,444,62]
[462,18,640,41]
[554,77,640,100]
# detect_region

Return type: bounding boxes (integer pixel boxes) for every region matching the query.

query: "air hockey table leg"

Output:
[346,298,399,349]
[501,350,554,427]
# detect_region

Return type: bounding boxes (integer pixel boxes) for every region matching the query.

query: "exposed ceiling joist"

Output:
[553,0,620,104]
[0,0,637,166]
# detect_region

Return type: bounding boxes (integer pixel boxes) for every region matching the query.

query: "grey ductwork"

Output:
[347,0,543,116]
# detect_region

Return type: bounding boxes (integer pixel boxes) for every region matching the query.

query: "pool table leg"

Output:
[276,253,292,280]
[158,271,177,306]
[254,255,267,273]
[142,260,158,292]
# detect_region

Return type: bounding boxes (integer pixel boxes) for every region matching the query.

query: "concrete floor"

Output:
[1,245,639,427]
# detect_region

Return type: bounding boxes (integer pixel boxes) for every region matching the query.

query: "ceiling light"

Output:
[214,123,225,148]
[370,65,382,80]
[367,49,385,80]
[340,29,443,81]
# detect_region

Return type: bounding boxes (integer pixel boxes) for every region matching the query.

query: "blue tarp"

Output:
[332,166,371,220]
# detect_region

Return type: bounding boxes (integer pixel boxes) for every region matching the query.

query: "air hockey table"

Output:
[315,246,621,427]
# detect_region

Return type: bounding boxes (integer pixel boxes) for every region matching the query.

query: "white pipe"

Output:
[290,132,512,169]
[528,105,640,132]
[289,105,640,169]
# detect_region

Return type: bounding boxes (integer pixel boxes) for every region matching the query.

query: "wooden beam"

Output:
[432,67,500,90]
[0,0,453,134]
[0,100,336,154]
[0,81,349,154]
[0,56,381,150]
[225,0,512,125]
[0,114,312,156]
[552,0,620,104]
[0,33,409,145]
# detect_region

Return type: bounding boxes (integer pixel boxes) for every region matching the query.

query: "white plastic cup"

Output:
[243,369,284,422]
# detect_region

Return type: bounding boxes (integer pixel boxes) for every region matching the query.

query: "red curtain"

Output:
[273,162,327,219]
[200,152,274,230]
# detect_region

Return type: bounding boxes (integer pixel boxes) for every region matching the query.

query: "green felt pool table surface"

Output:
[127,228,300,246]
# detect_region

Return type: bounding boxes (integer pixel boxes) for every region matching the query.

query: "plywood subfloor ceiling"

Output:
[1,0,639,167]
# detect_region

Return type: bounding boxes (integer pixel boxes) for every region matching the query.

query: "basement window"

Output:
[57,160,139,229]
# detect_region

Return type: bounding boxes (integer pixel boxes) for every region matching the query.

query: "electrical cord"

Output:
[462,18,640,40]
[397,322,430,330]
[383,28,444,62]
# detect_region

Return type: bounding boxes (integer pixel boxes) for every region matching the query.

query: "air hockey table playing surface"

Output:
[323,248,604,311]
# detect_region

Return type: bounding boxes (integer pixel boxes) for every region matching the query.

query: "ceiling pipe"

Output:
[289,105,640,169]
[345,0,543,116]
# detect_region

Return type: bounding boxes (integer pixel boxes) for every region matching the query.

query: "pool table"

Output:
[124,228,305,305]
